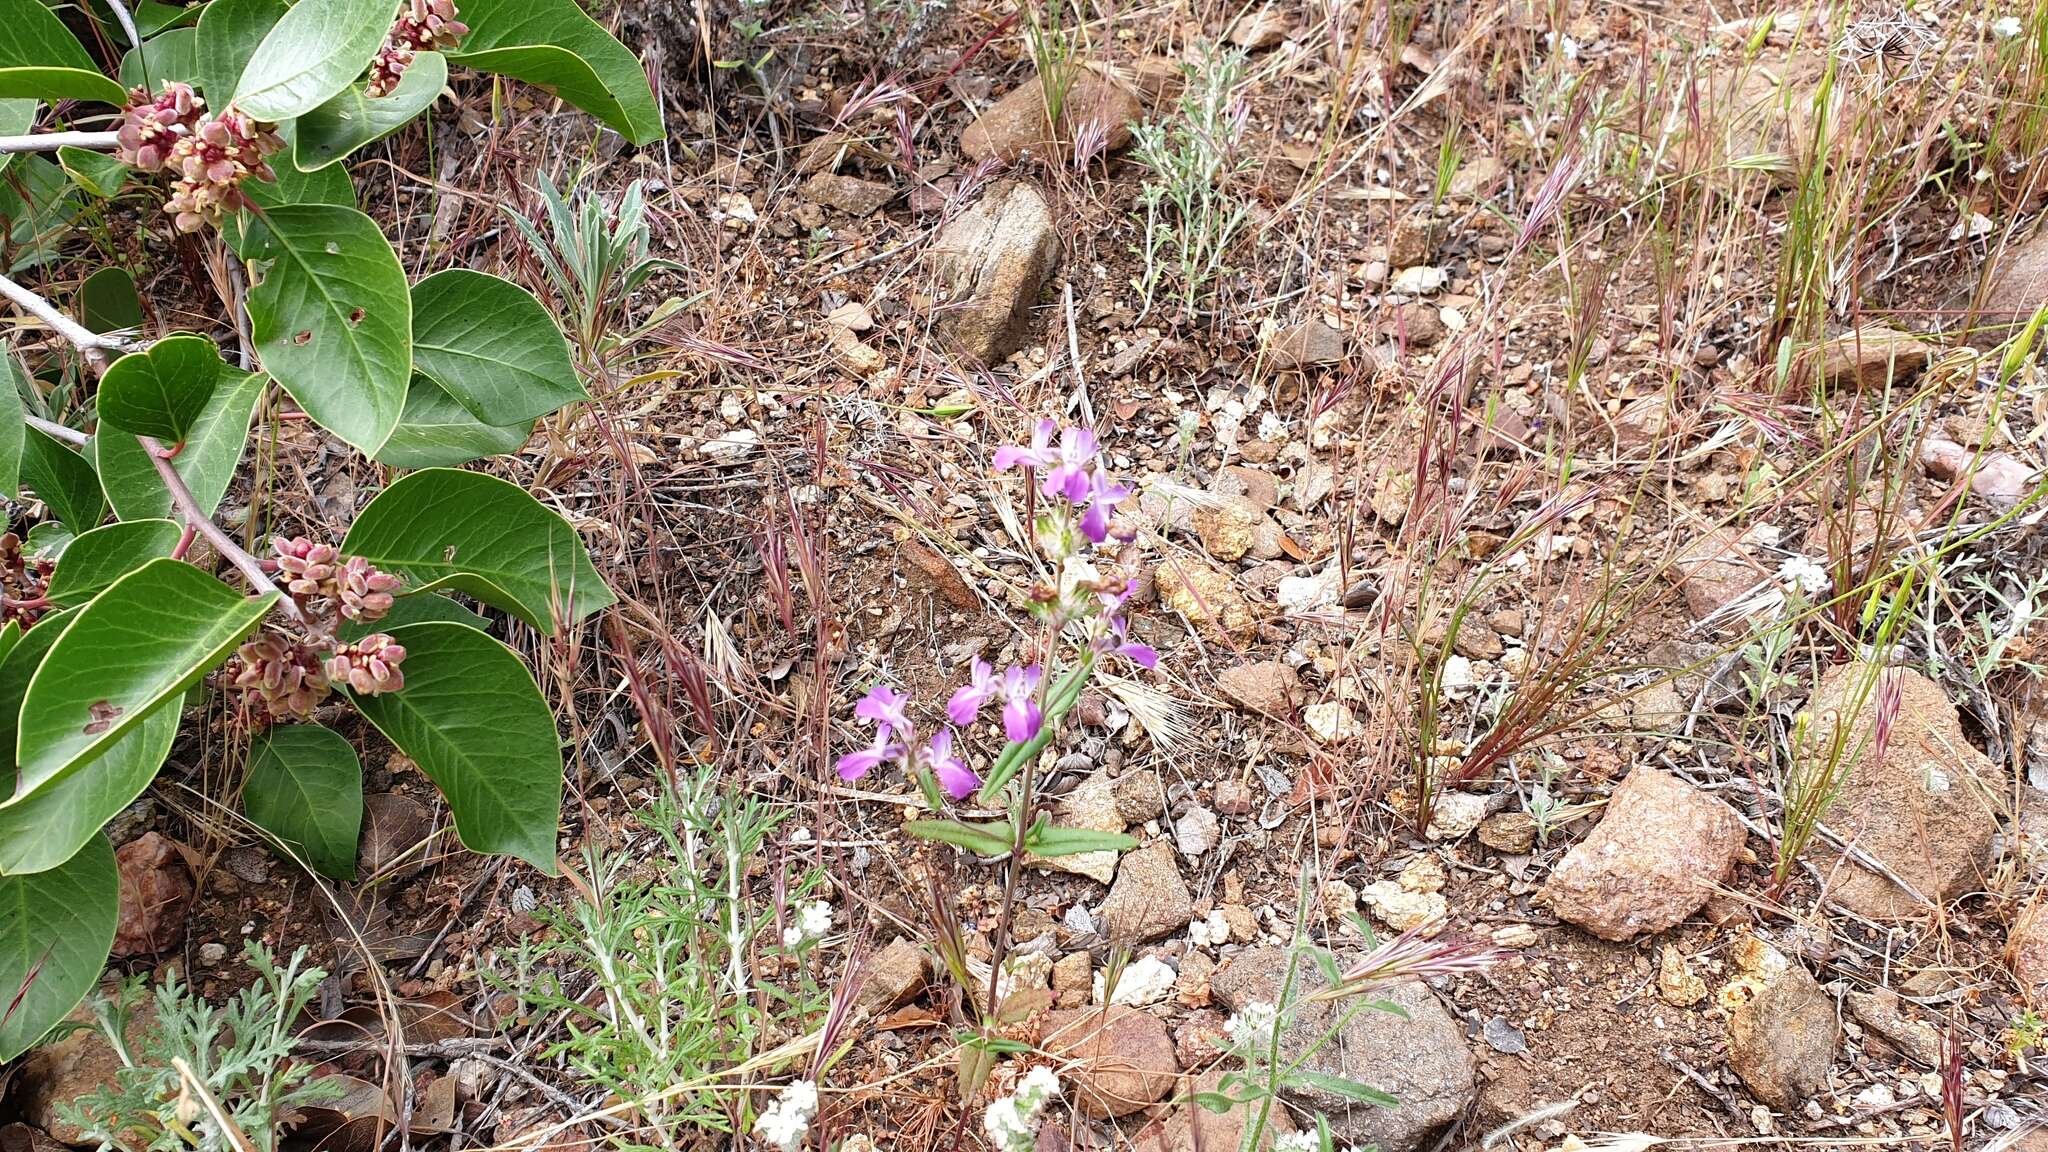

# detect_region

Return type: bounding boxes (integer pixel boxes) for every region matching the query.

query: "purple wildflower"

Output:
[836,728,901,782]
[1041,426,1100,503]
[993,419,1057,472]
[1106,617,1158,669]
[947,658,1000,726]
[927,729,980,799]
[854,684,912,737]
[1001,665,1043,742]
[1077,468,1130,543]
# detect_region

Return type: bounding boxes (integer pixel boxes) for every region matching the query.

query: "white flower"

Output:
[1017,1066,1062,1109]
[1994,15,2023,37]
[1225,1000,1280,1046]
[780,1080,818,1115]
[1778,554,1830,597]
[752,1080,819,1151]
[982,1098,1033,1152]
[1275,1133,1319,1152]
[782,901,833,948]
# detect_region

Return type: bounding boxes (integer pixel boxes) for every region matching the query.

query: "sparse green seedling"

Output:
[1132,45,1255,316]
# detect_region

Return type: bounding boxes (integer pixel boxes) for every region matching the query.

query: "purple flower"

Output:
[1041,426,1100,504]
[854,684,912,737]
[1106,617,1158,669]
[1001,665,1043,742]
[993,419,1057,472]
[1077,468,1130,543]
[927,729,980,799]
[946,658,999,726]
[837,728,901,782]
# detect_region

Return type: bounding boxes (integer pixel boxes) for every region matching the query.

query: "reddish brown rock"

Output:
[961,73,1143,163]
[1668,526,1760,623]
[1541,767,1744,941]
[1161,1069,1297,1151]
[1977,229,2048,339]
[1818,324,1932,390]
[1041,1006,1179,1118]
[2011,900,2048,994]
[1809,664,2000,918]
[800,172,894,216]
[112,832,192,957]
[1155,558,1255,639]
[1100,842,1194,943]
[1214,660,1302,717]
[14,1003,152,1143]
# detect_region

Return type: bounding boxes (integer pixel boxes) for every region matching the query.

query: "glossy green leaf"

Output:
[0,341,25,499]
[1,154,82,271]
[20,427,105,532]
[132,1,204,36]
[231,0,400,121]
[292,51,446,171]
[342,469,613,633]
[409,269,583,425]
[335,591,486,643]
[246,205,410,453]
[0,705,175,876]
[0,99,31,179]
[0,834,118,1061]
[196,0,286,107]
[376,373,534,469]
[13,559,275,804]
[1024,824,1137,858]
[243,725,362,879]
[0,0,129,105]
[96,334,230,442]
[79,268,144,335]
[904,819,1014,856]
[23,522,71,561]
[449,0,663,145]
[56,146,127,198]
[97,369,264,521]
[227,159,353,258]
[0,608,74,786]
[117,27,200,92]
[344,622,561,872]
[42,519,182,608]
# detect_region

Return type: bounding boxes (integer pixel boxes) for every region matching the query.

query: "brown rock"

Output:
[1041,1006,1179,1118]
[1388,213,1431,267]
[1382,302,1444,347]
[1214,660,1302,718]
[1920,437,2037,509]
[1213,779,1254,816]
[800,172,894,216]
[1162,1070,1296,1151]
[1100,842,1194,944]
[1041,772,1125,883]
[1808,664,1999,918]
[1219,903,1259,942]
[928,181,1060,364]
[1727,960,1838,1110]
[1155,558,1255,639]
[898,538,977,608]
[1977,228,2048,338]
[961,73,1143,163]
[2007,899,2048,992]
[1668,526,1759,622]
[1819,324,1932,390]
[1173,1009,1229,1067]
[1175,949,1214,1007]
[1452,623,1503,660]
[1702,53,1824,186]
[1477,812,1536,855]
[1192,495,1269,563]
[1541,767,1744,941]
[856,939,928,1014]
[1210,947,1475,1151]
[1266,320,1347,370]
[1227,6,1290,49]
[1111,769,1165,824]
[0,1125,68,1152]
[1218,466,1279,510]
[113,832,192,957]
[1845,988,1943,1067]
[15,1003,152,1144]
[1052,952,1093,1008]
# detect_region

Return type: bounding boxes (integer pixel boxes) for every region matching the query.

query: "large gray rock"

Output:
[927,181,1060,364]
[1210,946,1476,1152]
[1541,767,1744,940]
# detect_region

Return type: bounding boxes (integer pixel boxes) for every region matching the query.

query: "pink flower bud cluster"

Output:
[163,108,285,233]
[368,0,468,96]
[326,634,407,694]
[115,82,204,172]
[232,632,333,721]
[232,538,411,721]
[273,537,402,622]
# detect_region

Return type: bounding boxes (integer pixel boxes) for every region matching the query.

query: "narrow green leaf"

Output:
[13,559,275,804]
[374,373,535,469]
[292,51,446,171]
[231,0,400,121]
[1283,1069,1400,1109]
[20,427,106,532]
[903,818,1013,856]
[56,146,127,198]
[0,341,25,499]
[344,622,561,873]
[335,591,486,643]
[1024,824,1137,858]
[42,519,182,608]
[244,725,362,879]
[79,268,144,335]
[96,334,229,442]
[245,204,410,453]
[0,705,175,876]
[0,834,118,1061]
[196,0,286,108]
[341,469,613,633]
[0,0,130,105]
[117,27,201,92]
[449,0,663,145]
[97,370,264,521]
[409,269,583,425]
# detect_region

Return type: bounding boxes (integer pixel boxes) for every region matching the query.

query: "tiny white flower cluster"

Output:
[982,1066,1061,1152]
[1274,1133,1319,1152]
[1224,1000,1280,1048]
[1994,15,2023,38]
[781,900,833,949]
[1778,554,1830,598]
[752,1080,818,1151]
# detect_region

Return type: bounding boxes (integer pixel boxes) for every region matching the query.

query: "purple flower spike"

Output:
[927,729,980,799]
[994,419,1057,472]
[1041,426,1100,504]
[947,658,999,726]
[837,729,901,782]
[854,684,912,737]
[1001,665,1043,743]
[1108,618,1158,669]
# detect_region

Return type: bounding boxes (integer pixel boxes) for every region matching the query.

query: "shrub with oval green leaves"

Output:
[0,0,660,1062]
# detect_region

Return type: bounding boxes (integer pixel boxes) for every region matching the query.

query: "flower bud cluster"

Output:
[368,0,469,96]
[115,82,203,172]
[231,538,410,721]
[163,108,284,232]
